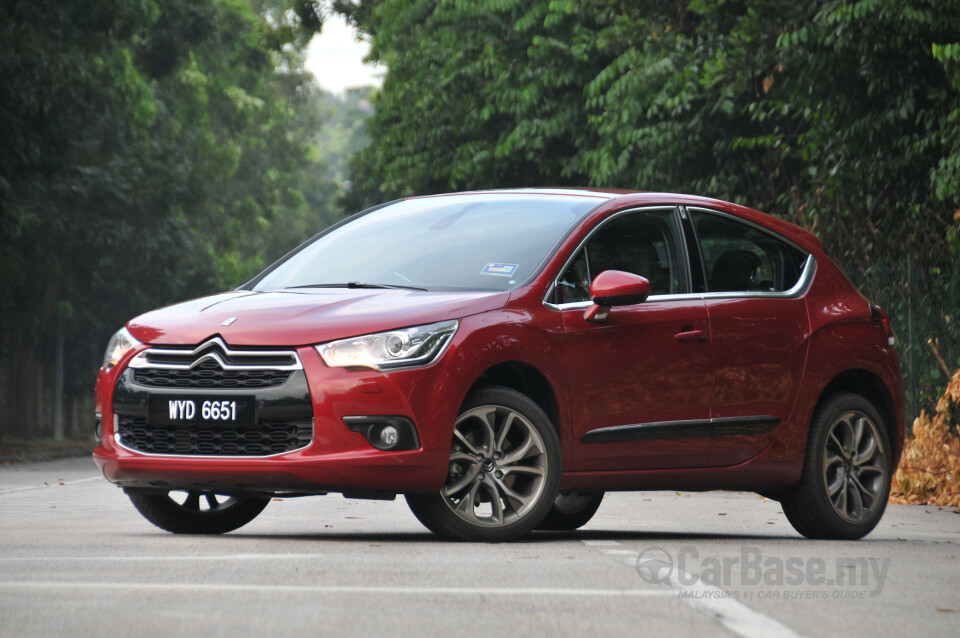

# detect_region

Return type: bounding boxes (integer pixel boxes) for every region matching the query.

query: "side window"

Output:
[555,250,590,304]
[691,209,808,293]
[554,208,688,304]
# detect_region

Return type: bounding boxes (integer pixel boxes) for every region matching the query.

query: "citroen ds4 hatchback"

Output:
[93,189,904,541]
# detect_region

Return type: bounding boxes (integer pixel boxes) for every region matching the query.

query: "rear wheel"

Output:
[535,491,604,531]
[406,387,561,541]
[127,489,270,534]
[781,393,892,540]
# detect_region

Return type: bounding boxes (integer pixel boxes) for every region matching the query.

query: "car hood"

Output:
[126,288,511,346]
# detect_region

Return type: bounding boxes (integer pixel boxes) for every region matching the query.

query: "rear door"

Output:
[686,207,813,466]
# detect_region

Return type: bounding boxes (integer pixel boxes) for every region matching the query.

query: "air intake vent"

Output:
[117,416,313,456]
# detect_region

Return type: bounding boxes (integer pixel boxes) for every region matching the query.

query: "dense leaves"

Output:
[0,0,340,436]
[340,0,960,418]
[4,0,959,439]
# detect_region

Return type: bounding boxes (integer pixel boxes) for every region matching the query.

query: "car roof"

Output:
[406,188,621,201]
[405,188,823,254]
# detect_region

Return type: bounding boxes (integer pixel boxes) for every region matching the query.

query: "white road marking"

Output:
[0,554,333,562]
[0,479,128,515]
[0,476,102,495]
[0,581,676,598]
[582,540,805,638]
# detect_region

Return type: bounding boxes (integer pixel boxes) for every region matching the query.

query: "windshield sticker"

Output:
[480,263,519,277]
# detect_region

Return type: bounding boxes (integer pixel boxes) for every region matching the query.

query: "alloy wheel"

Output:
[441,405,549,527]
[822,410,888,523]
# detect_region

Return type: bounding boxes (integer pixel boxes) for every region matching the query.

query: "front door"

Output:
[555,207,715,471]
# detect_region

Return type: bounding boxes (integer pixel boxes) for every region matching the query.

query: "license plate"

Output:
[149,396,255,427]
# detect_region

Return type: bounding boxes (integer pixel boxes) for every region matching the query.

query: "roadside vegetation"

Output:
[2,0,959,512]
[339,0,960,425]
[891,368,960,507]
[0,1,369,438]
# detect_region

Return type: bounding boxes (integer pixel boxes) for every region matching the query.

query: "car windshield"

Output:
[252,194,602,292]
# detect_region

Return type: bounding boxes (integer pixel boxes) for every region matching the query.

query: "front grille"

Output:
[115,339,312,457]
[117,416,313,456]
[129,337,302,372]
[133,359,292,389]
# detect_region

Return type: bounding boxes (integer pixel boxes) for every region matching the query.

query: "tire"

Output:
[781,392,892,540]
[127,489,270,534]
[405,386,562,541]
[535,491,604,531]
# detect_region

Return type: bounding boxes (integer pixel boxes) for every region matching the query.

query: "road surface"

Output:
[1,456,958,637]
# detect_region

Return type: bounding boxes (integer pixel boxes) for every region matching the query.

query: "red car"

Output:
[93,189,903,541]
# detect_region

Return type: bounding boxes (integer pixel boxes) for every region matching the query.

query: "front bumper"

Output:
[93,346,459,495]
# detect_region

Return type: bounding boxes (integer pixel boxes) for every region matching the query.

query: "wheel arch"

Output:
[465,361,560,433]
[815,368,901,462]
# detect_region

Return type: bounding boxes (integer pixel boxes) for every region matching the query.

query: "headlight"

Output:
[102,327,140,369]
[316,320,458,371]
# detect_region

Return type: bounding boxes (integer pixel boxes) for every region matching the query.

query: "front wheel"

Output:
[406,387,561,541]
[127,489,270,534]
[781,393,892,540]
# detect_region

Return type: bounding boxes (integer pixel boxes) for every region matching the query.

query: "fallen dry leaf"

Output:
[889,368,960,508]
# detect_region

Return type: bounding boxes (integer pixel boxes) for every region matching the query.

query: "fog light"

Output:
[342,416,420,451]
[378,425,400,448]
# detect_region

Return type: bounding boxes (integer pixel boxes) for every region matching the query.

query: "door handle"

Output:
[675,328,708,343]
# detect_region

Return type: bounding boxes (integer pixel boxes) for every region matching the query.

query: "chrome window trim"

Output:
[686,205,815,296]
[699,254,816,300]
[544,257,816,312]
[128,337,303,371]
[542,208,818,312]
[685,206,811,255]
[544,293,703,312]
[542,205,683,309]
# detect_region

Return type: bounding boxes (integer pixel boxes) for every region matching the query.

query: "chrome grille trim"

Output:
[128,337,302,371]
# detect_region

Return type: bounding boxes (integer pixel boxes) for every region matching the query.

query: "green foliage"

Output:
[336,0,617,210]
[0,0,340,435]
[305,88,376,218]
[341,0,960,418]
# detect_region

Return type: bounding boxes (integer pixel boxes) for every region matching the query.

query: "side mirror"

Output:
[583,270,651,323]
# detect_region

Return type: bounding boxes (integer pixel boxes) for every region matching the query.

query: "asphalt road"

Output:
[1,457,958,638]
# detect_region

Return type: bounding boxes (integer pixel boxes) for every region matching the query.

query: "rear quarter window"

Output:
[690,209,808,293]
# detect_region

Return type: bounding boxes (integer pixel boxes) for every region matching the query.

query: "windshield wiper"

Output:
[285,282,428,292]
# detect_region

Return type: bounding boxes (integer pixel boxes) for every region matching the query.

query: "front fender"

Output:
[438,306,573,467]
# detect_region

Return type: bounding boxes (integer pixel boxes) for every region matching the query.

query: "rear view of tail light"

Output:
[871,305,895,346]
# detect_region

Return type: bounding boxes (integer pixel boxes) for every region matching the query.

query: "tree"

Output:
[340,0,960,417]
[0,0,332,438]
